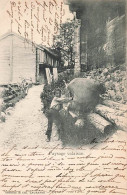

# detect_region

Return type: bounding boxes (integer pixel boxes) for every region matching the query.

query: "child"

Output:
[45,88,73,141]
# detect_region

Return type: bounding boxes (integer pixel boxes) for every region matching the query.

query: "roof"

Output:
[38,44,59,58]
[0,31,58,58]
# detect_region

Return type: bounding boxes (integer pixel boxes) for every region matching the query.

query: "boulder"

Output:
[107,90,116,99]
[115,94,122,102]
[103,68,109,76]
[106,74,111,81]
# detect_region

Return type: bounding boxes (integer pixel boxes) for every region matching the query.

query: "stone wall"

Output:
[105,15,125,66]
[68,0,126,71]
[87,14,126,69]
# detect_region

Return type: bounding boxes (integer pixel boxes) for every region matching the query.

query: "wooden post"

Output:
[10,34,13,82]
[87,113,113,134]
[45,68,52,84]
[36,48,39,83]
[53,68,58,81]
[95,104,127,131]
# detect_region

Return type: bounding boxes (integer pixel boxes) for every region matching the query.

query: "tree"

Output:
[52,19,76,72]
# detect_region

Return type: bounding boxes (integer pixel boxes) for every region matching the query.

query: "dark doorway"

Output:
[39,64,47,84]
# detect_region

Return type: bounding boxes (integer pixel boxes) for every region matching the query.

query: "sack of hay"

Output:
[67,78,106,113]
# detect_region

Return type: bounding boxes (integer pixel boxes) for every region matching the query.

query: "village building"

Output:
[0,32,60,85]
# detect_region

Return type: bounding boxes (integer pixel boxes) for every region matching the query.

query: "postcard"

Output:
[0,0,127,195]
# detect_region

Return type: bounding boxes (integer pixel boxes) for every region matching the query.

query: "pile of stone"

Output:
[82,63,127,104]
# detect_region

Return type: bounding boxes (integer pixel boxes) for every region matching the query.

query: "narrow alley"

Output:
[0,85,61,149]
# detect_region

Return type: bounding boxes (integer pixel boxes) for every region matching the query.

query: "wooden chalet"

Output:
[0,32,60,84]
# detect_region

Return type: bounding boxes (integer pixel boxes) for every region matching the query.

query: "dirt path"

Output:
[0,85,61,149]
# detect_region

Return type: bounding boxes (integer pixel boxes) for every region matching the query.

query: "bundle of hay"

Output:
[67,78,106,113]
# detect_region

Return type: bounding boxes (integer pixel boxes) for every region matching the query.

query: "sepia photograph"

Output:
[0,0,127,194]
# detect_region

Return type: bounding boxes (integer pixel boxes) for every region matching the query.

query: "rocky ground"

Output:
[82,63,127,104]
